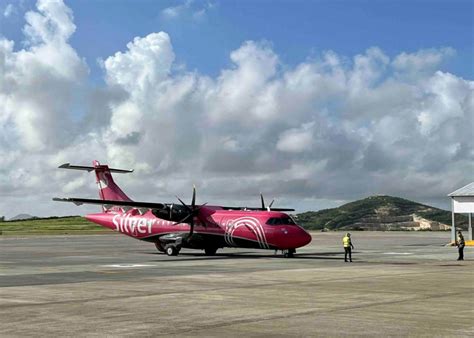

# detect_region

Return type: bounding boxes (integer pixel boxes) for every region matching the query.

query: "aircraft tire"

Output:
[204,247,218,256]
[165,245,179,256]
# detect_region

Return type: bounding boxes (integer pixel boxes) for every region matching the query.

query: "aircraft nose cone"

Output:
[298,227,312,247]
[286,226,312,248]
[274,225,312,249]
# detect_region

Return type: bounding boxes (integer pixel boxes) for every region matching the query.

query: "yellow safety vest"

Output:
[343,236,351,248]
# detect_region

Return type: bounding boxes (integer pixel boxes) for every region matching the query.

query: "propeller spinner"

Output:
[175,185,207,237]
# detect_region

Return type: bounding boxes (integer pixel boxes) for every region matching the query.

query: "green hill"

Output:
[296,195,468,231]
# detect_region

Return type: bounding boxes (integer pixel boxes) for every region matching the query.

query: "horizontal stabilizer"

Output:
[53,197,165,210]
[58,163,133,173]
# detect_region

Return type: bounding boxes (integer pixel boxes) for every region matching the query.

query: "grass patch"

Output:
[0,216,109,235]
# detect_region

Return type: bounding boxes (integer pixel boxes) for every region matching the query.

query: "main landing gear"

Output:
[164,244,180,256]
[204,247,218,256]
[156,234,184,256]
[160,244,218,256]
[283,248,296,258]
[155,242,178,256]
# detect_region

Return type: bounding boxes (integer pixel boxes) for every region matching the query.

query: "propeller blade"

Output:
[192,185,196,208]
[173,214,191,225]
[175,185,208,237]
[260,193,265,209]
[196,202,208,210]
[269,199,274,208]
[194,203,207,227]
[175,186,201,238]
[189,216,194,237]
[176,196,192,213]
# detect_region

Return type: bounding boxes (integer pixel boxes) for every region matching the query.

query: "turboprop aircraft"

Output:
[53,161,312,257]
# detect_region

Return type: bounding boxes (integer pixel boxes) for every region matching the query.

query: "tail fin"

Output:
[59,161,133,201]
[92,160,132,201]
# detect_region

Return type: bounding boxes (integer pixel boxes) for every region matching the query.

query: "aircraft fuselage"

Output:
[86,206,312,251]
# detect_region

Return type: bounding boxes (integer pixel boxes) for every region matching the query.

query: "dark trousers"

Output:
[344,247,352,262]
[458,245,464,260]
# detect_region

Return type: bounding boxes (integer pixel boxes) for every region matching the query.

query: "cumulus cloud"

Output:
[206,40,279,124]
[23,0,76,44]
[393,47,455,74]
[417,71,471,135]
[277,122,315,153]
[161,0,215,21]
[104,32,174,93]
[0,0,472,218]
[1,0,87,153]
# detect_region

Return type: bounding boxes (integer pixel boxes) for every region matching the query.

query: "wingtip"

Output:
[52,197,70,203]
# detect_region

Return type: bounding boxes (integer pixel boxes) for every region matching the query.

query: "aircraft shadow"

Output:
[145,251,346,262]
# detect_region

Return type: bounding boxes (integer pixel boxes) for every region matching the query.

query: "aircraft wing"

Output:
[53,197,166,210]
[222,206,295,212]
[53,198,295,212]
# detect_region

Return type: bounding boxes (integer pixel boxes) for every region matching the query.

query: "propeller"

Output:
[174,185,207,237]
[260,193,275,211]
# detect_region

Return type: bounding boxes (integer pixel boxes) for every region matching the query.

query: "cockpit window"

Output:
[266,217,296,225]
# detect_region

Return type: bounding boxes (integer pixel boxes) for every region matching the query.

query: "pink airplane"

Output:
[54,161,312,257]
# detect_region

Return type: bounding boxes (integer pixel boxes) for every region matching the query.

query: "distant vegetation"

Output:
[8,213,38,221]
[0,216,106,235]
[296,195,467,230]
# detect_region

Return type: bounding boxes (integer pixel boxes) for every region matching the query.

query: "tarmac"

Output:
[0,231,473,337]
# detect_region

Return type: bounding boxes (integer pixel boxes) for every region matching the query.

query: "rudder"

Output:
[92,160,132,201]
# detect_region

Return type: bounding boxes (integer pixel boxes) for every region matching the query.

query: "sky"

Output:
[0,0,473,218]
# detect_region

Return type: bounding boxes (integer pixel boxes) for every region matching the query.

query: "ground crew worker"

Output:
[456,231,465,261]
[343,233,354,262]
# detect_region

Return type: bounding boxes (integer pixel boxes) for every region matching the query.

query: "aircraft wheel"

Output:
[165,245,179,256]
[204,247,218,256]
[155,242,165,253]
[284,249,295,258]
